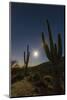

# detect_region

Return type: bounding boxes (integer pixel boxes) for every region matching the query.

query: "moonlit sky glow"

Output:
[11,2,65,66]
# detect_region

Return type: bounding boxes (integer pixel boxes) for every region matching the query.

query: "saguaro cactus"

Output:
[24,45,30,75]
[41,20,62,64]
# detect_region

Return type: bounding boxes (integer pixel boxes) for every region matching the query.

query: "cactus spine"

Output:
[42,20,62,63]
[24,45,30,75]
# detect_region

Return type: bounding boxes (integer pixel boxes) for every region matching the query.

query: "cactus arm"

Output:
[42,32,45,43]
[53,43,58,62]
[58,33,62,58]
[41,32,51,60]
[46,20,54,52]
[24,51,26,64]
[27,52,30,63]
[54,43,57,57]
[26,45,30,65]
[45,43,51,60]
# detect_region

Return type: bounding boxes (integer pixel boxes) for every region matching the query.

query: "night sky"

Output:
[11,2,65,66]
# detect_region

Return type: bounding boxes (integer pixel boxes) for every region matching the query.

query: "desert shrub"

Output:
[43,75,54,89]
[24,75,32,82]
[32,73,41,82]
[43,75,53,82]
[32,74,49,95]
[26,72,41,82]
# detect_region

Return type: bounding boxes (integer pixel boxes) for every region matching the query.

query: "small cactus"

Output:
[41,20,62,64]
[24,45,30,76]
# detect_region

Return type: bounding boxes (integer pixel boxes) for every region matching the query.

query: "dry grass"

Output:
[11,78,38,97]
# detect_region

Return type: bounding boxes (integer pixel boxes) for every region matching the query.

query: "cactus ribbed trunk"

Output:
[24,45,30,76]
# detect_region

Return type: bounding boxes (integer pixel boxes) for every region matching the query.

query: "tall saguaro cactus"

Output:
[42,20,62,64]
[24,45,30,75]
[42,20,63,94]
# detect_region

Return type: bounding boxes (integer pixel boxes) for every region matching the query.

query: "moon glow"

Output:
[33,51,39,57]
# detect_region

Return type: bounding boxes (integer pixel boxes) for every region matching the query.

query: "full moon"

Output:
[33,51,39,57]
